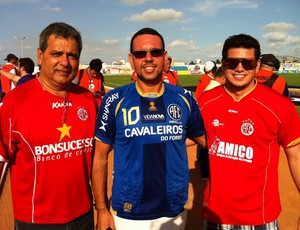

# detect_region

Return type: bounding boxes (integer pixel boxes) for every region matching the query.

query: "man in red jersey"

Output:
[76,58,105,108]
[198,34,300,229]
[162,56,181,86]
[0,53,18,100]
[0,22,97,229]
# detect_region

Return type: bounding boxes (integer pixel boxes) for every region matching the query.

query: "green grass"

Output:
[104,73,300,116]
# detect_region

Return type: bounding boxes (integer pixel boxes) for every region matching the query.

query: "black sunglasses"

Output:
[131,49,164,59]
[223,58,257,70]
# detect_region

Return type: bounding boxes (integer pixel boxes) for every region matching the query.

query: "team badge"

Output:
[241,118,254,136]
[167,104,181,120]
[77,107,88,121]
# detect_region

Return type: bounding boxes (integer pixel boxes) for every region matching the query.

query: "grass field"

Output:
[104,72,300,116]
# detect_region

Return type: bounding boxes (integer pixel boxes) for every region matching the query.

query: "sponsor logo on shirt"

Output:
[100,92,119,131]
[34,138,94,162]
[212,119,224,127]
[209,137,253,163]
[52,101,72,109]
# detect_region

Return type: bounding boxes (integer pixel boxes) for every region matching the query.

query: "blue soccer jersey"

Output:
[95,82,205,220]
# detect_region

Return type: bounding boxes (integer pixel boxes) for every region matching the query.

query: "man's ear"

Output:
[128,53,135,70]
[37,48,43,66]
[255,59,261,73]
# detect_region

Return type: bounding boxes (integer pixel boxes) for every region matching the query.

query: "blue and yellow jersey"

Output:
[95,82,205,220]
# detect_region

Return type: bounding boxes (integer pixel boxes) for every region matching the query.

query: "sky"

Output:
[0,0,299,66]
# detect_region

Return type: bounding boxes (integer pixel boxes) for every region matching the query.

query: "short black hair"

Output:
[130,27,165,53]
[222,34,261,61]
[39,22,82,55]
[19,57,35,74]
[89,58,103,72]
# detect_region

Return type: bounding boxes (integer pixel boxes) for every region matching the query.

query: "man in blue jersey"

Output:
[92,27,206,230]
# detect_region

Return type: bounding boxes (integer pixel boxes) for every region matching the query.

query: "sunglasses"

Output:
[222,58,257,70]
[131,49,164,59]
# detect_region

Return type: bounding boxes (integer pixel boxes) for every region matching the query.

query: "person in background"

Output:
[162,56,181,86]
[204,67,225,91]
[194,60,217,101]
[0,53,18,99]
[194,61,217,180]
[196,66,226,181]
[76,58,105,108]
[255,53,289,97]
[198,33,300,229]
[131,70,138,82]
[0,57,35,87]
[0,22,97,229]
[92,27,206,230]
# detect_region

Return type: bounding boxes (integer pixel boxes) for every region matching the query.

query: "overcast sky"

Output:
[0,0,299,65]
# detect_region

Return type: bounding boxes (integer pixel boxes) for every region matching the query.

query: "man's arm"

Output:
[92,140,116,230]
[285,143,300,193]
[0,70,20,83]
[186,134,206,148]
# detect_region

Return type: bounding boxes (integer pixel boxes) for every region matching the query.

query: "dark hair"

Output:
[19,57,35,74]
[39,22,82,55]
[222,34,261,61]
[89,58,103,72]
[130,27,165,53]
[214,67,224,78]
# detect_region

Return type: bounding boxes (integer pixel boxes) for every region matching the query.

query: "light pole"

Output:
[14,36,26,57]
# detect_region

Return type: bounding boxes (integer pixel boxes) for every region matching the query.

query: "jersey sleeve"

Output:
[0,97,16,162]
[94,89,118,144]
[278,100,300,148]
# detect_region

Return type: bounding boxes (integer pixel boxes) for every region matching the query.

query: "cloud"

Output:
[263,32,300,45]
[128,8,183,22]
[102,39,120,45]
[121,0,161,6]
[36,5,61,11]
[261,22,300,50]
[191,0,258,17]
[0,0,38,5]
[263,22,297,31]
[168,39,200,51]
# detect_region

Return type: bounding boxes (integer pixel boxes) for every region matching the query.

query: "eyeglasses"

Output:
[131,49,164,59]
[222,58,257,70]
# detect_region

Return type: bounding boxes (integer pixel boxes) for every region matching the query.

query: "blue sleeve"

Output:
[94,89,119,144]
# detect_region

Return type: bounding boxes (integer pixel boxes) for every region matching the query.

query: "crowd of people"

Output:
[0,22,299,230]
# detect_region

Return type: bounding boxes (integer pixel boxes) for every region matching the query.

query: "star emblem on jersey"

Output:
[57,123,72,141]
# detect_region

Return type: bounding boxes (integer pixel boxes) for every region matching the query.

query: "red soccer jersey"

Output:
[0,78,97,224]
[198,83,300,225]
[162,71,179,86]
[194,74,214,100]
[78,68,104,108]
[1,63,17,93]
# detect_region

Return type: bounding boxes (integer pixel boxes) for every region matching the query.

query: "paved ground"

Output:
[0,146,299,229]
